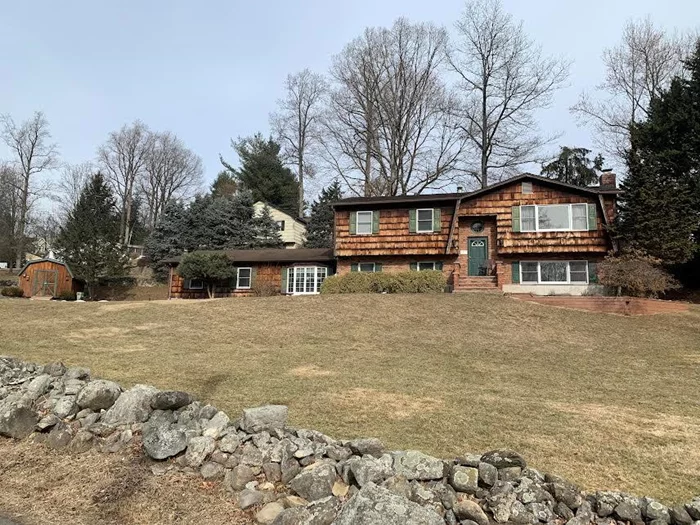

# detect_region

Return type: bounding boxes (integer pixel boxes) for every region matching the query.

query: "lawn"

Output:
[1,294,698,502]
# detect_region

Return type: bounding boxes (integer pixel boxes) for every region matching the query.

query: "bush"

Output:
[251,280,279,297]
[1,286,24,298]
[54,290,77,301]
[321,270,447,294]
[598,250,681,298]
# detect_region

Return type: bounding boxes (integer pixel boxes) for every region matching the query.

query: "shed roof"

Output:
[18,258,81,280]
[163,248,334,266]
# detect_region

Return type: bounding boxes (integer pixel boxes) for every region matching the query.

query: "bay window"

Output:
[520,261,589,284]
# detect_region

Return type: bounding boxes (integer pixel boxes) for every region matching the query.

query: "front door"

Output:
[32,270,58,297]
[467,237,488,276]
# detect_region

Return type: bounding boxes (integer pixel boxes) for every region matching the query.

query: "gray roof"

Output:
[163,248,334,265]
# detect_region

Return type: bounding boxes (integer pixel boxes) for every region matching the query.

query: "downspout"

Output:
[598,194,619,253]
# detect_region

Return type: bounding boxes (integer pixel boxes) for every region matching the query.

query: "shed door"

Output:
[32,270,58,297]
[467,237,488,276]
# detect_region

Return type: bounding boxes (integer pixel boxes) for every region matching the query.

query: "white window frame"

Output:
[275,220,285,232]
[520,203,589,232]
[185,278,204,290]
[416,208,435,233]
[520,261,589,284]
[236,267,253,289]
[358,263,377,272]
[417,261,437,271]
[286,266,328,295]
[356,211,374,235]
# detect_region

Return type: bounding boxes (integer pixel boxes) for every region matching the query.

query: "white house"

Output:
[253,201,307,249]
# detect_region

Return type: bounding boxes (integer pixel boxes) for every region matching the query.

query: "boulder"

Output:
[150,391,193,411]
[392,450,444,481]
[53,395,77,419]
[454,498,489,525]
[219,433,241,453]
[0,405,38,439]
[240,405,288,433]
[202,411,229,439]
[685,499,700,521]
[281,458,301,484]
[65,367,90,380]
[200,461,225,480]
[478,461,498,487]
[348,437,386,458]
[184,436,216,468]
[450,465,478,493]
[615,499,643,523]
[225,465,256,491]
[256,502,284,524]
[102,385,157,425]
[47,422,72,449]
[76,380,121,410]
[142,422,188,460]
[36,414,60,431]
[643,498,670,523]
[263,462,282,483]
[288,463,337,501]
[271,508,312,525]
[25,374,52,400]
[239,488,264,510]
[69,430,94,453]
[333,482,444,525]
[481,450,526,469]
[346,455,393,487]
[306,496,341,524]
[670,505,693,525]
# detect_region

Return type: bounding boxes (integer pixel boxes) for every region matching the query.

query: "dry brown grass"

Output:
[1,294,698,502]
[0,439,251,524]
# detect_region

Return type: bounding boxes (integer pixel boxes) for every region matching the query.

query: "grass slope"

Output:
[1,294,698,502]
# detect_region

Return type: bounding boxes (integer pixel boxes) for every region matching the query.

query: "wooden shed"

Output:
[17,257,84,298]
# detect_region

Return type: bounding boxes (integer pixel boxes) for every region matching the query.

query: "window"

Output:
[520,261,589,284]
[416,209,434,233]
[519,204,590,232]
[286,267,328,294]
[522,181,533,194]
[359,263,377,272]
[275,220,285,231]
[356,211,374,235]
[417,261,436,271]
[185,278,204,290]
[236,267,252,289]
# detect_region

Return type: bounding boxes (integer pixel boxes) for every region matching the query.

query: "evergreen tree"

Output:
[210,170,238,198]
[177,252,236,299]
[253,205,284,248]
[220,133,299,215]
[304,181,342,248]
[541,147,604,186]
[144,200,188,280]
[55,173,129,296]
[618,42,700,265]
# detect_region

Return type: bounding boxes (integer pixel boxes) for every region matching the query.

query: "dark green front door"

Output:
[467,237,488,276]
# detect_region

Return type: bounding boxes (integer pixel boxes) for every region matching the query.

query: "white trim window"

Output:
[417,261,438,271]
[416,208,435,233]
[286,266,328,295]
[236,267,252,289]
[185,278,204,290]
[520,204,589,232]
[520,261,589,284]
[356,211,374,235]
[358,263,377,272]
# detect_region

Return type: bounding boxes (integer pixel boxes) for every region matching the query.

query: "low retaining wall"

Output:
[1,356,699,525]
[511,296,690,315]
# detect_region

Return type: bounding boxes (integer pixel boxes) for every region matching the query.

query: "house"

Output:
[253,201,307,248]
[333,172,619,295]
[166,248,335,298]
[166,172,619,298]
[17,256,85,299]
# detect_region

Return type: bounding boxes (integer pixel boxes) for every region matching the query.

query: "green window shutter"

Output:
[409,209,417,233]
[512,262,520,284]
[435,261,443,271]
[410,262,418,271]
[372,211,380,234]
[587,203,597,231]
[281,267,288,293]
[588,261,598,283]
[374,263,382,272]
[349,211,357,235]
[512,206,521,232]
[433,208,441,232]
[350,263,359,272]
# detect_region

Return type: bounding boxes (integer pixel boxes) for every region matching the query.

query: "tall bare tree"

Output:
[270,69,328,218]
[97,121,153,245]
[55,161,94,218]
[322,18,467,196]
[139,131,203,230]
[571,17,696,162]
[0,112,59,267]
[0,164,22,265]
[447,0,569,188]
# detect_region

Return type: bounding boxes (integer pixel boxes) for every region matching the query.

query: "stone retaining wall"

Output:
[1,356,698,525]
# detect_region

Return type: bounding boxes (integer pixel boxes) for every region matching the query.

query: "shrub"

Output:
[598,250,681,298]
[55,290,77,301]
[321,270,447,294]
[251,280,279,297]
[1,286,24,298]
[178,252,237,299]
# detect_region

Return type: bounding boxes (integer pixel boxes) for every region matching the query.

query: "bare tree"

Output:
[446,0,569,188]
[139,131,203,230]
[571,17,695,162]
[270,69,328,218]
[0,164,22,265]
[322,18,467,197]
[55,161,94,218]
[97,121,153,245]
[0,112,59,267]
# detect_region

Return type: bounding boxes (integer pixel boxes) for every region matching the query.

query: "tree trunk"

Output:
[481,76,489,189]
[298,155,304,219]
[15,174,30,268]
[207,282,214,299]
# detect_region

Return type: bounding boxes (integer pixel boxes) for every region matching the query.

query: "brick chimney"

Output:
[599,169,616,190]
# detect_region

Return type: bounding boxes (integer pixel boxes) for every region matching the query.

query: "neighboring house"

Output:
[165,248,335,298]
[167,173,619,298]
[17,257,85,298]
[253,201,307,248]
[333,172,619,295]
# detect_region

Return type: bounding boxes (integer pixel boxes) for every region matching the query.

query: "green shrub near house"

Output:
[321,270,446,294]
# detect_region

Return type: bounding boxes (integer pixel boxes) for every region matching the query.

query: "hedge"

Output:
[320,270,447,294]
[1,286,24,298]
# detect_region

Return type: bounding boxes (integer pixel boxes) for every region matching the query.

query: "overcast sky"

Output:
[2,0,699,196]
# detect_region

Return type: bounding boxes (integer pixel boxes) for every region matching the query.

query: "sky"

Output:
[2,0,699,201]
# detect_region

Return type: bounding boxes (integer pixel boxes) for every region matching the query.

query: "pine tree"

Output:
[221,133,299,215]
[618,41,700,265]
[210,170,238,198]
[304,181,342,248]
[541,147,604,186]
[144,200,188,280]
[56,172,129,296]
[254,205,284,248]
